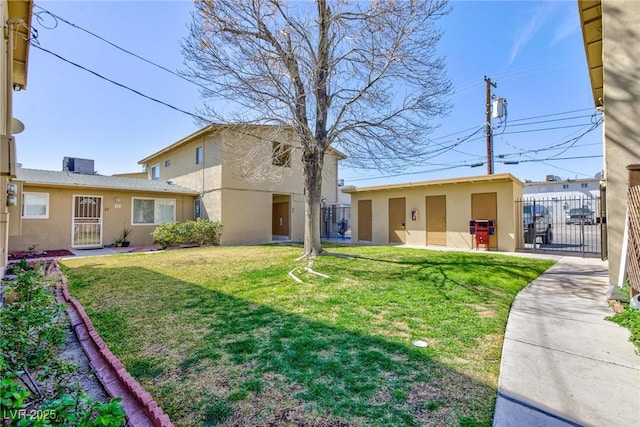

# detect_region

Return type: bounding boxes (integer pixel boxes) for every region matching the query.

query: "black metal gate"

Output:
[321,205,351,240]
[515,195,604,257]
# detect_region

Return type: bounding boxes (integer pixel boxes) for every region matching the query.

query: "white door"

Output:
[72,195,103,248]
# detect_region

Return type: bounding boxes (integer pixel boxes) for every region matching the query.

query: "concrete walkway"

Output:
[494,256,640,427]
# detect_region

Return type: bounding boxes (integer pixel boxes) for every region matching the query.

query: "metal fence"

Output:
[321,205,351,240]
[515,196,603,257]
[626,186,640,294]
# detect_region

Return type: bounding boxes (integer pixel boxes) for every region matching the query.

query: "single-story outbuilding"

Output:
[8,168,198,251]
[342,173,524,252]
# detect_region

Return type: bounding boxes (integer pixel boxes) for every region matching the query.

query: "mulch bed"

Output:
[8,249,75,260]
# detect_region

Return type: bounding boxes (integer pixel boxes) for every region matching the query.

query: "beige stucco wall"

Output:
[8,184,196,251]
[602,0,640,286]
[349,178,522,252]
[139,126,342,244]
[112,172,147,179]
[218,189,306,244]
[145,132,223,193]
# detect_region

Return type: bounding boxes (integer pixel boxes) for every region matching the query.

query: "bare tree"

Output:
[183,0,451,258]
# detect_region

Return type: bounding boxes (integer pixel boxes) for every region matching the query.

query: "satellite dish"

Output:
[11,118,24,134]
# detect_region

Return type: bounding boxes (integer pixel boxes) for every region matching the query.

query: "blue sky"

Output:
[14,0,602,186]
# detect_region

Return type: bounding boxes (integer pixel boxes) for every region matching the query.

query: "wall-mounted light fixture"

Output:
[114,197,122,203]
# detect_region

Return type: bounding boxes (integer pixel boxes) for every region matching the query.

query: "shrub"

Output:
[0,270,66,370]
[189,218,223,246]
[151,219,223,249]
[0,269,125,426]
[150,222,180,249]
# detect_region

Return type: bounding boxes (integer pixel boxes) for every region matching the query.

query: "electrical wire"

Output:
[29,43,209,123]
[33,4,209,91]
[27,7,603,179]
[507,108,593,123]
[514,155,602,163]
[345,153,603,184]
[505,114,595,128]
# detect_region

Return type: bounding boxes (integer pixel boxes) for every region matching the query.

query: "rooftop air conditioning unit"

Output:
[63,157,95,175]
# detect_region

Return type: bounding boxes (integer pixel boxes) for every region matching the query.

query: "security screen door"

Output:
[72,195,103,247]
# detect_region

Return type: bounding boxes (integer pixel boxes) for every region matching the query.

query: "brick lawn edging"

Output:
[48,261,174,427]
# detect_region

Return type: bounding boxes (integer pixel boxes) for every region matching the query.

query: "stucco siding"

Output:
[322,154,340,204]
[220,128,304,194]
[602,0,640,286]
[349,177,521,252]
[147,133,223,192]
[220,189,272,245]
[9,185,196,251]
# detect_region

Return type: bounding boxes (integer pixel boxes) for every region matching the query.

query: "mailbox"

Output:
[470,219,495,250]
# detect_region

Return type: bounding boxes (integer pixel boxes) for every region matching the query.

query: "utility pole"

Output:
[485,76,497,175]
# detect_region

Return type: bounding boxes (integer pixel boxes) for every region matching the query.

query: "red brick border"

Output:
[48,261,174,427]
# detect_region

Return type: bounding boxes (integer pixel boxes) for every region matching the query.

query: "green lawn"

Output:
[61,244,553,426]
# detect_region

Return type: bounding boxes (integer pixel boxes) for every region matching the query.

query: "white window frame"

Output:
[151,164,160,180]
[196,146,203,164]
[22,192,49,219]
[131,197,176,225]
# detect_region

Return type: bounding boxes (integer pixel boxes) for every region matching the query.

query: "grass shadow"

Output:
[64,263,505,426]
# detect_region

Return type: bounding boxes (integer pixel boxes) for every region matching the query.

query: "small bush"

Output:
[150,222,180,249]
[607,303,640,351]
[151,219,223,249]
[0,269,125,426]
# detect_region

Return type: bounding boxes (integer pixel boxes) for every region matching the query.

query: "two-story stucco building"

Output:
[138,124,345,245]
[7,124,344,252]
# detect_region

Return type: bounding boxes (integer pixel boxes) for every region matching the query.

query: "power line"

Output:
[507,108,594,123]
[506,114,595,128]
[33,4,208,91]
[497,117,602,158]
[30,43,209,123]
[501,123,595,135]
[515,155,602,163]
[345,153,603,184]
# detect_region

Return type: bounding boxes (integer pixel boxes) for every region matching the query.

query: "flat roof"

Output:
[16,168,199,195]
[342,173,523,193]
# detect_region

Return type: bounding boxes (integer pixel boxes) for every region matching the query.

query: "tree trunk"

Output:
[302,149,325,258]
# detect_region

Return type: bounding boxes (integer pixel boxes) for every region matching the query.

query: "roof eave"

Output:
[18,180,200,196]
[7,0,33,90]
[342,173,523,193]
[138,125,215,165]
[578,0,603,109]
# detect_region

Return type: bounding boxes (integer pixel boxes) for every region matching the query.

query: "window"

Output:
[165,160,171,168]
[151,164,160,180]
[22,192,49,219]
[562,184,569,189]
[194,199,201,218]
[581,183,588,188]
[196,146,203,164]
[272,142,291,167]
[132,198,176,225]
